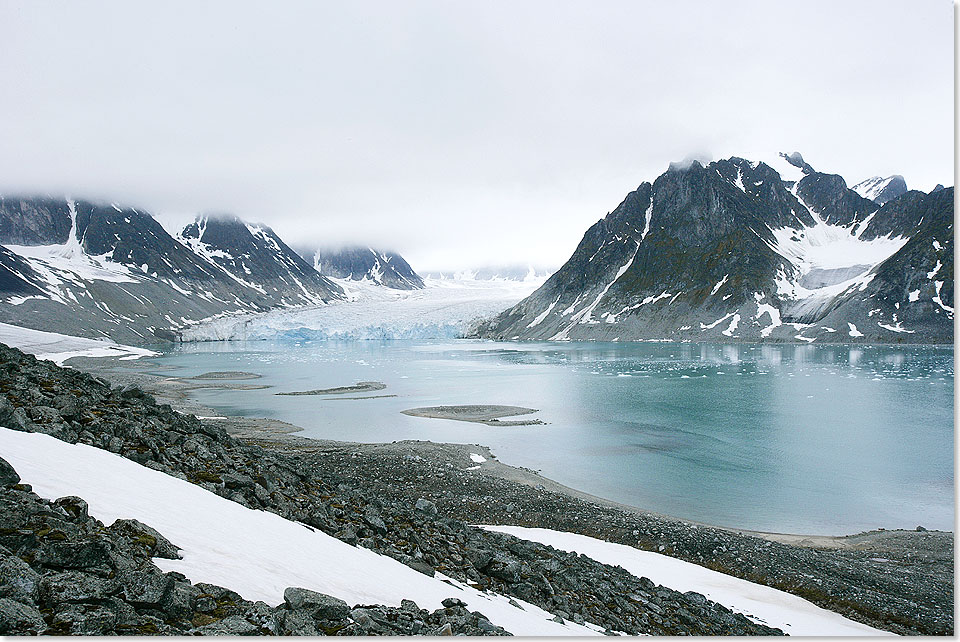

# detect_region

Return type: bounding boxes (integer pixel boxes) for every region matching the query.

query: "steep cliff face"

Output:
[477,154,952,343]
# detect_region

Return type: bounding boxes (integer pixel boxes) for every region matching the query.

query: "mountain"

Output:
[476,154,952,343]
[0,197,343,343]
[180,215,344,302]
[425,265,553,283]
[302,246,424,290]
[851,175,909,206]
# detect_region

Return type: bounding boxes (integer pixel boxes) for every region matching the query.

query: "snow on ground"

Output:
[767,213,906,273]
[0,428,598,636]
[481,526,891,637]
[5,199,139,301]
[183,277,543,341]
[0,322,156,365]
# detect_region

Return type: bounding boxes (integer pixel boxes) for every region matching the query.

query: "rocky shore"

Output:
[0,344,783,636]
[61,352,958,635]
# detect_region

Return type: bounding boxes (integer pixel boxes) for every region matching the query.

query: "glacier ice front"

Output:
[183,277,543,342]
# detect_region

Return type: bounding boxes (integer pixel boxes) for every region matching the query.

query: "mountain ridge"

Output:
[476,154,953,343]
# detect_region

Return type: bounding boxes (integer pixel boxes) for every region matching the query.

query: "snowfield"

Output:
[482,526,891,636]
[183,276,544,342]
[0,322,156,365]
[0,428,600,636]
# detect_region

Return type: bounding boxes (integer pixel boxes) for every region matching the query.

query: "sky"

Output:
[0,0,953,272]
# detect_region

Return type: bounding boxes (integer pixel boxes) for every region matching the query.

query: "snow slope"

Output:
[183,277,541,341]
[0,322,156,365]
[0,428,600,636]
[481,526,890,637]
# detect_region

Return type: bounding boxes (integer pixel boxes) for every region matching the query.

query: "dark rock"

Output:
[108,518,181,559]
[279,608,319,635]
[39,570,117,603]
[0,596,46,634]
[53,495,88,519]
[51,603,118,635]
[415,498,438,515]
[198,614,261,635]
[0,553,40,602]
[121,570,172,606]
[35,539,112,569]
[0,456,19,486]
[441,597,467,608]
[282,587,351,620]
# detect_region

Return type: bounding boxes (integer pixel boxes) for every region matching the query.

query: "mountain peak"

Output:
[851,175,908,206]
[304,246,424,290]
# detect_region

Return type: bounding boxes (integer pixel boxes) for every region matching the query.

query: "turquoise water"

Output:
[149,340,954,535]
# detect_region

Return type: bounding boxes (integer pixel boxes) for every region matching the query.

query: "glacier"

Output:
[182,276,545,342]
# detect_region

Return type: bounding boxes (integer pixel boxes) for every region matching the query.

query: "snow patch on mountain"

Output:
[5,199,140,302]
[0,322,155,364]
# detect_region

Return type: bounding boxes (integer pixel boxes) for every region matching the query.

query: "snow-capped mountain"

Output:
[851,175,909,206]
[0,197,342,343]
[476,153,953,343]
[180,215,343,303]
[302,246,424,290]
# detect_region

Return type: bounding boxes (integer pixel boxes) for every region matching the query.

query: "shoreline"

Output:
[72,353,948,544]
[70,353,954,635]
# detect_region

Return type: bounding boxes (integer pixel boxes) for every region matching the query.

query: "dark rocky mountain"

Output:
[0,198,343,344]
[477,154,952,343]
[0,196,73,245]
[181,215,344,302]
[302,246,424,290]
[852,175,909,206]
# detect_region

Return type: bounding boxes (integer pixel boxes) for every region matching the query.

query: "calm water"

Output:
[148,340,954,535]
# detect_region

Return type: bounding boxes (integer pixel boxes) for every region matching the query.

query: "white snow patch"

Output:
[641,195,654,240]
[927,260,942,280]
[908,289,921,302]
[527,295,560,329]
[700,313,734,330]
[0,429,599,637]
[721,313,740,337]
[877,321,915,334]
[933,281,954,315]
[469,453,487,464]
[755,302,782,338]
[481,526,890,636]
[847,323,864,338]
[711,274,729,296]
[0,323,155,365]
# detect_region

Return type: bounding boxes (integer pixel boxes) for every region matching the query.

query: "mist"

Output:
[0,0,952,273]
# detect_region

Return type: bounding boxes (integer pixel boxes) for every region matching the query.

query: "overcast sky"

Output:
[0,1,953,272]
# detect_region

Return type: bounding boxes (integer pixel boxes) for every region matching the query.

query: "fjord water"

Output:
[152,340,953,535]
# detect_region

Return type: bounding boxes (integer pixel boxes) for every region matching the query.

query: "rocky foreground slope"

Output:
[0,343,778,636]
[477,153,953,343]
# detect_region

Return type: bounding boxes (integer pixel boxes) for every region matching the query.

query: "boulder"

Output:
[414,498,438,515]
[0,553,40,602]
[108,518,181,559]
[39,570,117,603]
[0,456,19,486]
[121,571,172,607]
[0,597,46,634]
[282,587,350,620]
